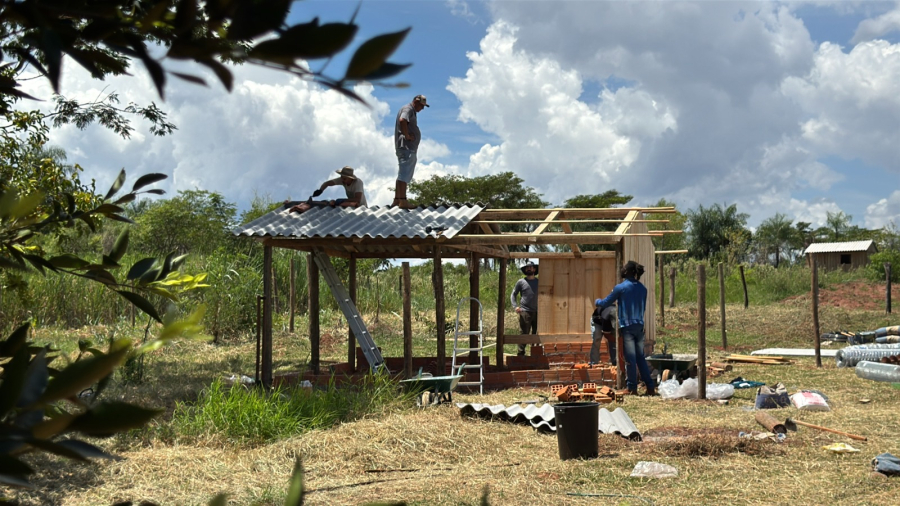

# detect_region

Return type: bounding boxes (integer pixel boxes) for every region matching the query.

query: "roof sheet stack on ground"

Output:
[456,403,642,441]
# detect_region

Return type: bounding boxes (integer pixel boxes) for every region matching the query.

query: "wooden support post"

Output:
[469,253,480,364]
[289,256,295,333]
[255,295,263,384]
[886,263,892,314]
[615,243,625,389]
[497,258,507,369]
[262,245,274,388]
[668,267,676,308]
[402,262,413,378]
[307,253,320,375]
[697,264,707,400]
[272,257,279,315]
[739,264,748,309]
[659,254,665,328]
[348,254,357,371]
[719,262,727,350]
[812,257,821,368]
[433,247,446,375]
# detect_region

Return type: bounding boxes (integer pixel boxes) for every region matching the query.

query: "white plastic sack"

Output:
[791,390,830,411]
[706,383,735,400]
[658,379,733,400]
[630,461,678,478]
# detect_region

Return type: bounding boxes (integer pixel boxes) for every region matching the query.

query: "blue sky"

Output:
[24,1,900,230]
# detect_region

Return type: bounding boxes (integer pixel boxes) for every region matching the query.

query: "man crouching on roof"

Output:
[287,166,368,213]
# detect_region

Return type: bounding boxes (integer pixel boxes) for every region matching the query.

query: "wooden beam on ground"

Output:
[308,253,320,375]
[262,245,273,388]
[402,262,413,378]
[497,258,507,369]
[348,254,357,371]
[433,247,446,375]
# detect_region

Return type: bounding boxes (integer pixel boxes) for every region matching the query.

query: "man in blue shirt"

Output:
[595,260,657,396]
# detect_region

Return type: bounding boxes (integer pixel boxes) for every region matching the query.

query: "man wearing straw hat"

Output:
[287,166,367,213]
[510,261,539,357]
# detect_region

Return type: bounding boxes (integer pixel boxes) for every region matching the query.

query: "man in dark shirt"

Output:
[590,305,616,366]
[510,261,538,356]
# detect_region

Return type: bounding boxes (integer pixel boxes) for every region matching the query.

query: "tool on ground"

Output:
[755,411,788,434]
[312,249,384,371]
[785,418,867,441]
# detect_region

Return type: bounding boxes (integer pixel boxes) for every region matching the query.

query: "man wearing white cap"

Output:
[392,94,429,208]
[287,166,367,213]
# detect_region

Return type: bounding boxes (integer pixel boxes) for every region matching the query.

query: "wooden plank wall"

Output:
[536,257,616,335]
[808,251,871,271]
[622,214,657,352]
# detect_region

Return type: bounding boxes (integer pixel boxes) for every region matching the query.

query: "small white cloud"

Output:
[866,190,900,229]
[852,5,900,43]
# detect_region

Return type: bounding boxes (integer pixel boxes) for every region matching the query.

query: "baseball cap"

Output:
[414,94,430,107]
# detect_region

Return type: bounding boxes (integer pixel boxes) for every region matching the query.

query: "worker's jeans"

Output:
[396,148,417,183]
[590,321,615,365]
[622,323,655,392]
[517,311,537,355]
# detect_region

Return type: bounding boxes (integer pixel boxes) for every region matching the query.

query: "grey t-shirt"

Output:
[327,177,367,207]
[394,103,420,152]
[511,277,538,313]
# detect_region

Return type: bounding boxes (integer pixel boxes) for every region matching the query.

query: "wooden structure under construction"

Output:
[235,205,680,388]
[804,240,876,271]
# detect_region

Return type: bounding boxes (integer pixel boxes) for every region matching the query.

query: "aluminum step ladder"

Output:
[311,249,384,372]
[451,297,495,395]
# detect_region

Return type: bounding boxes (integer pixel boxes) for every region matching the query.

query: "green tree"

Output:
[755,213,797,267]
[408,172,549,209]
[646,198,687,253]
[556,190,633,252]
[133,190,237,256]
[685,203,749,260]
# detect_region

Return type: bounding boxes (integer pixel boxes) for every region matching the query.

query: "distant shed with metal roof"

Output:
[804,240,876,271]
[234,203,679,388]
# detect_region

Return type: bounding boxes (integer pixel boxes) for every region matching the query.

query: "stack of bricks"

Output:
[551,383,618,404]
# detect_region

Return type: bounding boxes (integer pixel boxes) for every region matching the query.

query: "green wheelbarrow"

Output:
[399,363,466,407]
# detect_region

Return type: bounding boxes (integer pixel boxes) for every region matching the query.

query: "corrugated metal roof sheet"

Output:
[804,240,874,255]
[456,403,642,441]
[232,203,484,240]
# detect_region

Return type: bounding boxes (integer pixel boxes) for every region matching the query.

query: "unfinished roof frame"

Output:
[242,206,680,388]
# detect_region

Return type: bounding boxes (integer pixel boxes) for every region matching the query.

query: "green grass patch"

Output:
[172,374,416,445]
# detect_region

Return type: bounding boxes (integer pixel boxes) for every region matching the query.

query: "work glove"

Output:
[312,189,324,197]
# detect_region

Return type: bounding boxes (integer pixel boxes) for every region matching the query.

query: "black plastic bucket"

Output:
[553,402,599,460]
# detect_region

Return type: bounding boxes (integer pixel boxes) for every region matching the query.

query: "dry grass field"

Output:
[7,281,900,505]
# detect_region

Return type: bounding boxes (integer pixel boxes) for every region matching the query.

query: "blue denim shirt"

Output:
[595,278,647,328]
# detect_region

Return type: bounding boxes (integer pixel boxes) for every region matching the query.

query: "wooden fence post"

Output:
[719,262,727,350]
[289,256,295,333]
[433,247,446,375]
[402,262,412,378]
[739,264,748,309]
[697,264,707,400]
[886,263,892,314]
[812,257,821,368]
[308,253,320,376]
[668,267,676,308]
[659,254,665,328]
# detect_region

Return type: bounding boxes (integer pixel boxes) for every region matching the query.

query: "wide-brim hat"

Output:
[520,261,538,275]
[335,166,356,179]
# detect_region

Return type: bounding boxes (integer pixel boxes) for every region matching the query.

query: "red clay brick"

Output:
[582,382,597,393]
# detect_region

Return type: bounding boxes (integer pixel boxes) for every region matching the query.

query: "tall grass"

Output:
[171,374,416,445]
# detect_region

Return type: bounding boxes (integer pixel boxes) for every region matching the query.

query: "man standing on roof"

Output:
[595,260,656,396]
[510,261,539,357]
[392,94,428,208]
[288,166,367,213]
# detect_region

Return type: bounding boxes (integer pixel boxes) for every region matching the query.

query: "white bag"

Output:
[791,390,831,411]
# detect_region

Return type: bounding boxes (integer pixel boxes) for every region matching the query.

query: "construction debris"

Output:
[725,354,793,365]
[551,383,618,404]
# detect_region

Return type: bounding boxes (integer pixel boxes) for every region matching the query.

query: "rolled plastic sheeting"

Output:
[835,343,900,368]
[875,325,900,338]
[854,361,900,383]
